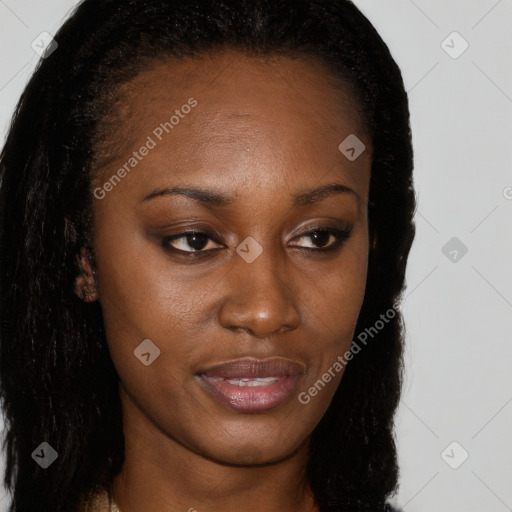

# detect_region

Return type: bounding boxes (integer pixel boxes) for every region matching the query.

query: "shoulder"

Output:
[322,501,402,512]
[76,488,112,512]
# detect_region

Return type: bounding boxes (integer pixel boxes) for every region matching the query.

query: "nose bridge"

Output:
[218,240,300,337]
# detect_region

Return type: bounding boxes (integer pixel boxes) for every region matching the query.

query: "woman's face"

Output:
[90,49,371,465]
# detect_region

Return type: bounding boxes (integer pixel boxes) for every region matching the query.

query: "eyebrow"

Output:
[142,182,358,207]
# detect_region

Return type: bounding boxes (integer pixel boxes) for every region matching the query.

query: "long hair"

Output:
[0,1,415,510]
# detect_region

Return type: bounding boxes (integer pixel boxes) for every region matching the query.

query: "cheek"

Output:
[299,233,368,383]
[91,214,200,376]
[332,249,368,339]
[92,229,205,436]
[290,246,368,432]
[306,232,368,334]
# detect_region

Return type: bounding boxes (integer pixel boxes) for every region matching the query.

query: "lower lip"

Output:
[198,375,300,413]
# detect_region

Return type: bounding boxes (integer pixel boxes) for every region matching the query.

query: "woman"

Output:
[0,0,415,511]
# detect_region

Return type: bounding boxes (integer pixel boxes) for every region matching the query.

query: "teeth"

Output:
[224,377,279,386]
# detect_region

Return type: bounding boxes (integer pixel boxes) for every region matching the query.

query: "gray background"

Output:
[1,1,511,510]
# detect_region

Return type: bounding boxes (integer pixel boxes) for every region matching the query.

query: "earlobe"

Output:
[74,248,99,302]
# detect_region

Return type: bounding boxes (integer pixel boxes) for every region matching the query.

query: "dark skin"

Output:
[77,49,371,512]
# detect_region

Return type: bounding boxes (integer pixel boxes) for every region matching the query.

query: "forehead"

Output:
[117,49,363,113]
[94,49,371,200]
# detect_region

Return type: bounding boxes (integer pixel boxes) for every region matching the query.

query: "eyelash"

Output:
[160,226,353,258]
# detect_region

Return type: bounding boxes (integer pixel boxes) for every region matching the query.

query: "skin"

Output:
[79,49,372,512]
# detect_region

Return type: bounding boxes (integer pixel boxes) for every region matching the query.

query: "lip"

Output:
[197,357,305,413]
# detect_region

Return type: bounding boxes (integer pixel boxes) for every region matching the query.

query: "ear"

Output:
[74,247,99,302]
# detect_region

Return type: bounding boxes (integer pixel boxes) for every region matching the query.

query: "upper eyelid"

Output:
[170,225,348,240]
[289,226,352,246]
[165,225,351,251]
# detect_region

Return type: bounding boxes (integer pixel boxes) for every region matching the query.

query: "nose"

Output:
[218,247,301,338]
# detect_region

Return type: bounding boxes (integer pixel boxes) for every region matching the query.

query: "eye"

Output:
[290,226,353,251]
[161,225,353,257]
[162,230,223,255]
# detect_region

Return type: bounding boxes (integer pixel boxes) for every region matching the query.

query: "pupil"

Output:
[311,230,330,247]
[187,232,208,250]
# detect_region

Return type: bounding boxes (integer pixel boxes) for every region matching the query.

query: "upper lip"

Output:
[198,357,306,379]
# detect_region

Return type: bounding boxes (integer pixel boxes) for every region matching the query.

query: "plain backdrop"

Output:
[1,1,511,511]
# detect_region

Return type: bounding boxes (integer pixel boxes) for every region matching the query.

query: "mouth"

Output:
[196,357,305,413]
